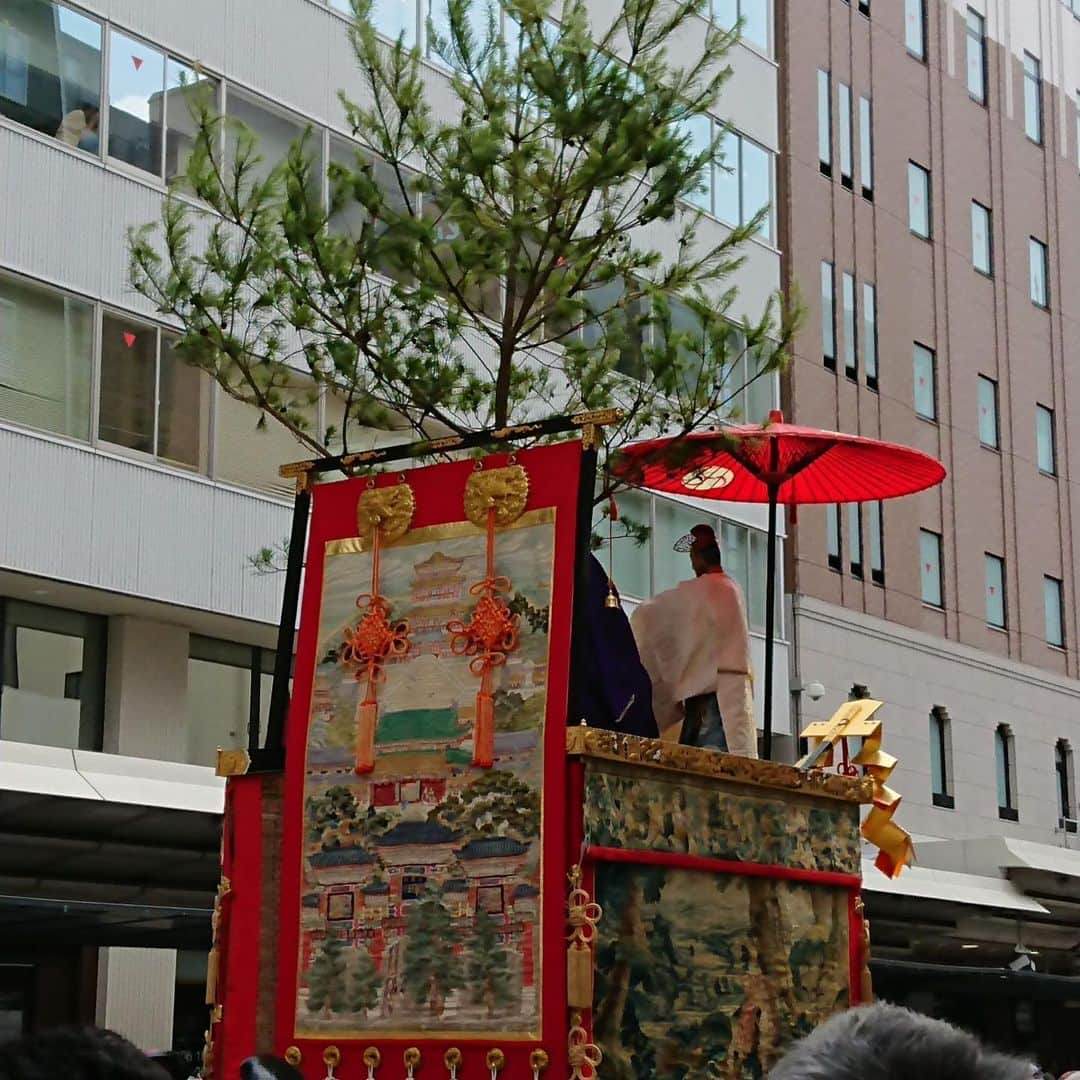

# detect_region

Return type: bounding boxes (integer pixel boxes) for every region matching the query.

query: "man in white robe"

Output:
[630,523,758,758]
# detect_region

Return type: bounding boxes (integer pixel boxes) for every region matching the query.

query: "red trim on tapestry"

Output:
[847,890,863,1006]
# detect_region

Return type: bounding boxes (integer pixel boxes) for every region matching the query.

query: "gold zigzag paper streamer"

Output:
[799,700,914,879]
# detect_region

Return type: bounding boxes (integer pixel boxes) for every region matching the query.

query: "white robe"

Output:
[630,570,758,759]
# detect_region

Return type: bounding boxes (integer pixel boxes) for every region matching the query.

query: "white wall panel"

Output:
[0,425,290,624]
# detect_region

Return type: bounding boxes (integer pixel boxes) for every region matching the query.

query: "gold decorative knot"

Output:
[404,1048,422,1072]
[357,483,415,544]
[284,1047,302,1067]
[323,1046,342,1068]
[447,585,519,678]
[529,1050,549,1074]
[568,1021,602,1080]
[339,596,411,685]
[464,465,529,528]
[363,1047,382,1071]
[567,887,603,949]
[444,1048,462,1073]
[486,1049,505,1073]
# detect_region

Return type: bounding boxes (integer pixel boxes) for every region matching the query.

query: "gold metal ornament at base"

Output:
[486,1049,506,1074]
[464,465,529,528]
[604,589,621,609]
[404,1047,422,1075]
[529,1049,549,1074]
[323,1047,342,1069]
[357,483,416,544]
[215,747,251,777]
[284,1047,302,1067]
[443,1048,462,1075]
[363,1047,382,1072]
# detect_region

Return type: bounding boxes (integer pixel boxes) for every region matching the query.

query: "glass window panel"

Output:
[0,600,105,750]
[817,70,831,171]
[0,270,92,440]
[747,528,768,632]
[905,0,925,58]
[427,0,496,70]
[1030,238,1048,307]
[365,0,419,46]
[164,58,216,184]
[863,283,877,384]
[1024,53,1042,142]
[995,728,1010,808]
[858,95,873,194]
[985,553,1006,628]
[745,342,775,425]
[0,1,102,154]
[971,201,991,275]
[826,504,841,569]
[227,88,323,197]
[740,136,772,238]
[598,490,651,600]
[821,262,835,363]
[842,272,856,377]
[186,655,251,767]
[966,8,986,102]
[920,529,942,606]
[714,130,740,226]
[1045,576,1064,647]
[848,503,862,575]
[99,313,156,453]
[712,0,738,32]
[1057,742,1073,819]
[908,161,930,238]
[158,333,211,472]
[838,82,852,183]
[1037,404,1056,475]
[681,113,713,213]
[869,501,883,579]
[720,519,751,612]
[739,0,769,53]
[653,498,709,593]
[913,343,936,420]
[977,375,998,448]
[107,29,165,175]
[929,712,948,795]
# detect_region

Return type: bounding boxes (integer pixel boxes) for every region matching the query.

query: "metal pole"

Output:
[763,486,778,761]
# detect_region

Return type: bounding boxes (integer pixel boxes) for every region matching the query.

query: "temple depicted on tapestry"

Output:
[296,515,554,1036]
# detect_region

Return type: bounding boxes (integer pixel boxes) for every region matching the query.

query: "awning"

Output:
[871,957,1080,1001]
[861,859,1049,915]
[915,836,1080,881]
[0,741,224,947]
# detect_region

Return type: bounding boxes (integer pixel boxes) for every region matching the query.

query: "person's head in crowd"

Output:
[240,1057,304,1080]
[0,1027,169,1080]
[768,1003,1032,1080]
[80,104,100,132]
[674,524,723,578]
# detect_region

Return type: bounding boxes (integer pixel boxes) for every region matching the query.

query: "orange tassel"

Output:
[473,689,494,768]
[355,697,378,774]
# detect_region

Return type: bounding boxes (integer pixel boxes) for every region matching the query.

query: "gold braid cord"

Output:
[800,700,913,878]
[339,485,415,774]
[568,1012,602,1080]
[566,866,602,1009]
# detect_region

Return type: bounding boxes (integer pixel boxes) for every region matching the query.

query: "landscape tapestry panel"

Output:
[295,513,554,1037]
[584,767,861,876]
[593,863,851,1080]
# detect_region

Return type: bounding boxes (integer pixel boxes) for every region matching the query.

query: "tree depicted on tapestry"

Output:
[402,892,465,1016]
[428,770,540,839]
[306,785,390,848]
[306,935,348,1016]
[348,945,384,1018]
[468,912,512,1018]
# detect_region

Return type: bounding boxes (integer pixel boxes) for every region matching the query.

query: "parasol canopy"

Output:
[616,411,946,505]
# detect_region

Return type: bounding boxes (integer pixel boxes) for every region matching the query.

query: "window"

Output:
[842,272,856,378]
[929,706,953,808]
[913,343,936,420]
[600,489,651,601]
[966,9,987,103]
[848,503,863,578]
[426,0,496,70]
[818,70,832,176]
[838,82,853,188]
[333,0,418,45]
[0,269,93,441]
[720,519,776,633]
[99,314,211,471]
[920,529,943,607]
[721,324,776,424]
[908,161,931,238]
[858,96,873,198]
[863,283,878,389]
[996,725,1017,820]
[1030,237,1049,308]
[905,0,926,59]
[186,636,276,767]
[1076,90,1080,170]
[977,375,999,449]
[1057,740,1075,824]
[971,201,992,275]
[821,262,836,369]
[985,553,1006,629]
[1024,53,1043,143]
[681,114,713,212]
[711,0,769,53]
[0,1,102,156]
[716,130,773,239]
[653,499,709,594]
[0,599,106,750]
[1037,404,1056,475]
[1045,575,1065,647]
[827,504,842,571]
[869,501,884,584]
[226,87,324,196]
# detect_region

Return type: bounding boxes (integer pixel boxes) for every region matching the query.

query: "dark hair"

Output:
[79,103,100,118]
[241,1057,305,1080]
[0,1027,170,1080]
[769,1004,1032,1080]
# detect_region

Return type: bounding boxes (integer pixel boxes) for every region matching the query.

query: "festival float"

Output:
[205,411,944,1080]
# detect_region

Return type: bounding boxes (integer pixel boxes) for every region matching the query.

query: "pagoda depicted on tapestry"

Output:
[296,513,553,1036]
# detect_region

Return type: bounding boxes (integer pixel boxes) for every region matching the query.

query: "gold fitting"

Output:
[363,1047,382,1070]
[486,1049,506,1073]
[323,1047,342,1069]
[215,747,251,777]
[444,1048,463,1072]
[284,1047,302,1067]
[404,1048,422,1071]
[604,590,621,610]
[529,1050,550,1073]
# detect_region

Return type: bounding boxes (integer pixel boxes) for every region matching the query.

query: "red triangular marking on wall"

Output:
[132,56,144,71]
[123,332,136,348]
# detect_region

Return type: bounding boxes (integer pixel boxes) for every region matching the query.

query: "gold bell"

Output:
[604,590,621,609]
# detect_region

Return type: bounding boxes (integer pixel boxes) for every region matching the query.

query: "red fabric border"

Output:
[274,441,584,1079]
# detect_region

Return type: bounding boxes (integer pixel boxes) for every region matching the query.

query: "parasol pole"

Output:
[762,432,781,761]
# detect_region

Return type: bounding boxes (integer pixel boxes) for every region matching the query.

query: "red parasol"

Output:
[614,411,946,758]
